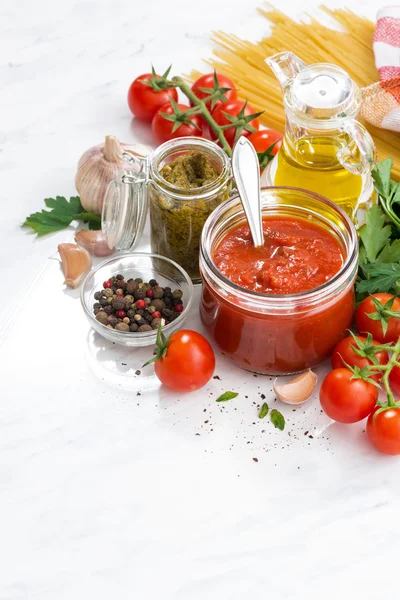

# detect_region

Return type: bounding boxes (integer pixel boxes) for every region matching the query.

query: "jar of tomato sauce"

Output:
[199,187,358,375]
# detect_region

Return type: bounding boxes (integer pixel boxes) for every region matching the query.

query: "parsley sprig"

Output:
[23,196,101,236]
[357,160,400,298]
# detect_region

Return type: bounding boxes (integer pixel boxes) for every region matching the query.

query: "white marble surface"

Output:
[1,1,398,599]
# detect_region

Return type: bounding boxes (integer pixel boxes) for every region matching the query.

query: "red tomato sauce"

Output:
[213,216,344,294]
[200,215,355,375]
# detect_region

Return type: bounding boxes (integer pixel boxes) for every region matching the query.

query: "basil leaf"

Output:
[270,409,285,431]
[216,391,238,402]
[258,402,269,419]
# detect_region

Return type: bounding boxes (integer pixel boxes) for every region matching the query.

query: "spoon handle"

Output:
[231,137,264,248]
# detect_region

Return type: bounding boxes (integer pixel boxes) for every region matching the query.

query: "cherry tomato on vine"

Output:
[210,100,261,147]
[319,368,378,423]
[191,72,237,109]
[247,130,283,171]
[144,328,215,392]
[367,406,400,455]
[389,365,400,398]
[127,69,178,122]
[152,100,203,145]
[331,334,388,383]
[356,293,400,344]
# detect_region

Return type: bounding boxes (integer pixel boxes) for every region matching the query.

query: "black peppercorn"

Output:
[136,309,144,316]
[126,281,138,295]
[108,315,118,327]
[96,311,109,325]
[103,305,113,315]
[153,286,164,299]
[164,287,172,296]
[152,299,165,311]
[172,297,183,306]
[133,289,146,300]
[112,297,126,311]
[127,309,136,319]
[162,308,174,318]
[149,279,158,287]
[137,318,148,327]
[129,323,139,332]
[151,317,163,329]
[116,274,124,280]
[99,297,108,307]
[93,302,102,310]
[94,291,102,300]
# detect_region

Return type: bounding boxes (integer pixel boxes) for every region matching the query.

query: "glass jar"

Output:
[199,187,358,375]
[149,138,231,283]
[102,137,232,284]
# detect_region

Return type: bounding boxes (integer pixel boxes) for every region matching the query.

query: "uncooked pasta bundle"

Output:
[191,5,400,179]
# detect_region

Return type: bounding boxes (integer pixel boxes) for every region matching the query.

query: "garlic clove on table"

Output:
[273,369,318,405]
[58,243,92,288]
[74,229,114,257]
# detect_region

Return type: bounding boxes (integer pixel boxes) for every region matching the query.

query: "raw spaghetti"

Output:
[190,5,400,179]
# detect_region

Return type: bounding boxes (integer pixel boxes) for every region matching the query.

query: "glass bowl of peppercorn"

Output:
[81,252,194,347]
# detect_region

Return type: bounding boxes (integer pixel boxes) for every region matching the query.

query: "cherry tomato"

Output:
[319,368,378,423]
[247,130,283,171]
[191,73,237,109]
[389,365,400,397]
[152,102,203,145]
[331,335,388,382]
[210,100,260,147]
[355,293,400,343]
[367,406,400,455]
[128,73,178,122]
[154,330,215,392]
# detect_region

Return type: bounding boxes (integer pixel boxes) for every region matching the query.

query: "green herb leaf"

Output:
[23,196,101,236]
[270,409,285,431]
[216,391,238,402]
[371,158,392,199]
[376,239,400,264]
[356,263,400,295]
[258,402,269,419]
[358,204,392,263]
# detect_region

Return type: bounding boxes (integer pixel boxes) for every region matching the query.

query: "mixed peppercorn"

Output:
[93,274,184,333]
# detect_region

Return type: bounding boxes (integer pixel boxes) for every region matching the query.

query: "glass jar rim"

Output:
[200,186,358,310]
[149,137,232,200]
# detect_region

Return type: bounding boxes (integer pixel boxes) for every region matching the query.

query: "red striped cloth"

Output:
[360,6,400,132]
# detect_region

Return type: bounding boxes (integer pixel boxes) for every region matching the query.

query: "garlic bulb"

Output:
[74,229,114,257]
[58,243,92,288]
[273,370,317,405]
[75,135,148,215]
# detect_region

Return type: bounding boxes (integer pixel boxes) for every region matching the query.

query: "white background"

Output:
[0,1,397,599]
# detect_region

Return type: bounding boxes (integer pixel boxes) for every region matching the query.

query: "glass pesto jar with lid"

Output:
[102,137,232,283]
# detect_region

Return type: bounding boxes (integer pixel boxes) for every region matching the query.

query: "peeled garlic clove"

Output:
[58,243,92,288]
[74,229,114,257]
[273,370,317,405]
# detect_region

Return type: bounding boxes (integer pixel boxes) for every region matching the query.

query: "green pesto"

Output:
[150,151,231,281]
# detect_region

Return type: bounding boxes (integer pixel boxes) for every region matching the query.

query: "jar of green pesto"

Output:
[102,137,232,284]
[149,138,232,283]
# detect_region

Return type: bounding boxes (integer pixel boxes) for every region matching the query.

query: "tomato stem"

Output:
[171,76,232,157]
[381,336,400,407]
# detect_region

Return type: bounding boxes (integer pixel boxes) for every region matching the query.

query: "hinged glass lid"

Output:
[102,152,149,251]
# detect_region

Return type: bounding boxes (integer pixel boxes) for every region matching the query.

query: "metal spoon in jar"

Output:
[231,137,264,248]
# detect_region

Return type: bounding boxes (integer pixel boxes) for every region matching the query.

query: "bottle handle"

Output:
[336,121,376,176]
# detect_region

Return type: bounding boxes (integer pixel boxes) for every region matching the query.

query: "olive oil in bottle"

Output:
[273,135,364,220]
